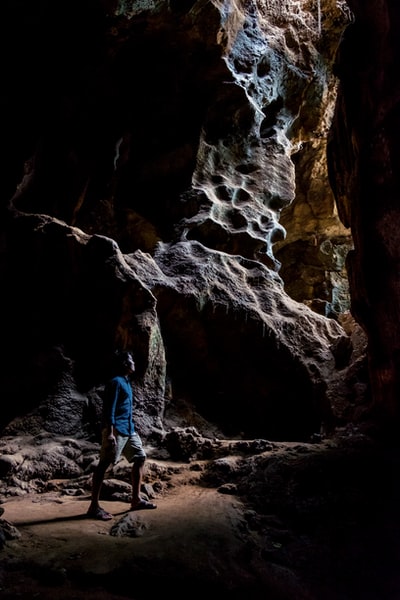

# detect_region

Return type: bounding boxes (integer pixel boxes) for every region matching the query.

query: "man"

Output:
[87,350,157,520]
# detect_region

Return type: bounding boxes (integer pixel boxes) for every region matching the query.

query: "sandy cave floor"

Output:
[1,437,400,600]
[0,482,261,600]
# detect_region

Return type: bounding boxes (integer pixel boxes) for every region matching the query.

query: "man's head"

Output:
[113,350,135,375]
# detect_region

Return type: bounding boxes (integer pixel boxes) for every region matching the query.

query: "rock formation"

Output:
[329,0,400,433]
[1,0,364,445]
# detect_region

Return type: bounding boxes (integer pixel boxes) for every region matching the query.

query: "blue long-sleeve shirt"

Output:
[102,375,135,436]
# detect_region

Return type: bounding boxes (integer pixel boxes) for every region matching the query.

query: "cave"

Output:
[0,1,399,599]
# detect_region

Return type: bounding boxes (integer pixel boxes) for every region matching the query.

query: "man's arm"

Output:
[103,379,120,444]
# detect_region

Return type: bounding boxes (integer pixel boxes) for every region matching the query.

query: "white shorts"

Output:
[100,429,146,464]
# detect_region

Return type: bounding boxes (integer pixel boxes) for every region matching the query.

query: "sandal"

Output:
[130,500,157,511]
[87,506,113,521]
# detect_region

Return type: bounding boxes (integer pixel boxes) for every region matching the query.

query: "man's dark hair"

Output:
[112,350,133,374]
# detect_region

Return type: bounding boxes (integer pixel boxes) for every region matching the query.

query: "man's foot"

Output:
[130,499,157,511]
[87,506,113,520]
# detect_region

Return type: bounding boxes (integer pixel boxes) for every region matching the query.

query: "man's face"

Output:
[126,355,135,373]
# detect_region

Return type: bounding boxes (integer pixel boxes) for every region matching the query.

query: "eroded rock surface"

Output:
[1,0,361,444]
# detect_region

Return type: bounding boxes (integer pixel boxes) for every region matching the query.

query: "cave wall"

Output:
[329,0,400,431]
[0,0,367,442]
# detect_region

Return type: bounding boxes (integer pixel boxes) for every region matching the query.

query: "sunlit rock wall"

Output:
[273,0,353,318]
[0,1,364,442]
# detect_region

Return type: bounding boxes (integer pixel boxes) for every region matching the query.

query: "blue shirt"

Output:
[102,375,134,436]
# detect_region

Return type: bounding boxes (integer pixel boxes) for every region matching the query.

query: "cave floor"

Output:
[0,484,264,600]
[1,437,400,600]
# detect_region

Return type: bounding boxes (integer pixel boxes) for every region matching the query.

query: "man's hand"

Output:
[107,434,116,447]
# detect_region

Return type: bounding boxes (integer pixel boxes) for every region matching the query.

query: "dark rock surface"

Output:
[329,0,400,430]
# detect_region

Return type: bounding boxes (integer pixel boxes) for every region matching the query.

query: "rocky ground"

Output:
[0,431,399,600]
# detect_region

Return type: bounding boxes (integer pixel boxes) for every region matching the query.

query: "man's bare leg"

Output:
[130,458,156,510]
[87,459,113,520]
